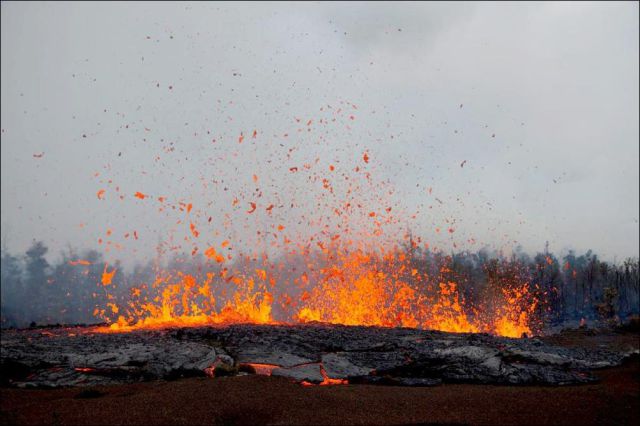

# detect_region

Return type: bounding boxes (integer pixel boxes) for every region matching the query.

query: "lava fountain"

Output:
[87,103,543,338]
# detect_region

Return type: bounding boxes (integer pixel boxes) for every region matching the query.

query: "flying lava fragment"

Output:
[101,264,116,286]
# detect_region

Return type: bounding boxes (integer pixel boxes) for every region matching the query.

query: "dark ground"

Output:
[1,328,638,426]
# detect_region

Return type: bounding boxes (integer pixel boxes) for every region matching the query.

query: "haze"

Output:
[1,1,638,267]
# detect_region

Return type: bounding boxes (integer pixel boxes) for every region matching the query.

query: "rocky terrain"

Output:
[1,323,637,388]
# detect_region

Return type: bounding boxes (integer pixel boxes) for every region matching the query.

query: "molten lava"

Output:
[87,103,543,339]
[95,245,539,338]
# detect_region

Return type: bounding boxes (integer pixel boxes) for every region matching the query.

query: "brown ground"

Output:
[1,329,638,426]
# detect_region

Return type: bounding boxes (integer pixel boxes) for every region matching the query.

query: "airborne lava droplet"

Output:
[190,222,199,238]
[101,264,116,286]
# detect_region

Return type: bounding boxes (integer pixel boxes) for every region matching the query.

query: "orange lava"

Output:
[242,363,280,376]
[94,245,538,338]
[319,364,348,386]
[88,104,541,339]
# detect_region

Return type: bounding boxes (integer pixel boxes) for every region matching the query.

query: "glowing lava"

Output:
[95,246,539,338]
[87,104,542,338]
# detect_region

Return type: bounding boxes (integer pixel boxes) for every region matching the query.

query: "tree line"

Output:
[1,240,638,328]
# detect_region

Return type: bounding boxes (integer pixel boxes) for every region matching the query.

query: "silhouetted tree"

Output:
[23,241,50,324]
[1,248,24,326]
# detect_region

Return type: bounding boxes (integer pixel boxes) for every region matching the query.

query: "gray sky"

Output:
[1,1,638,266]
